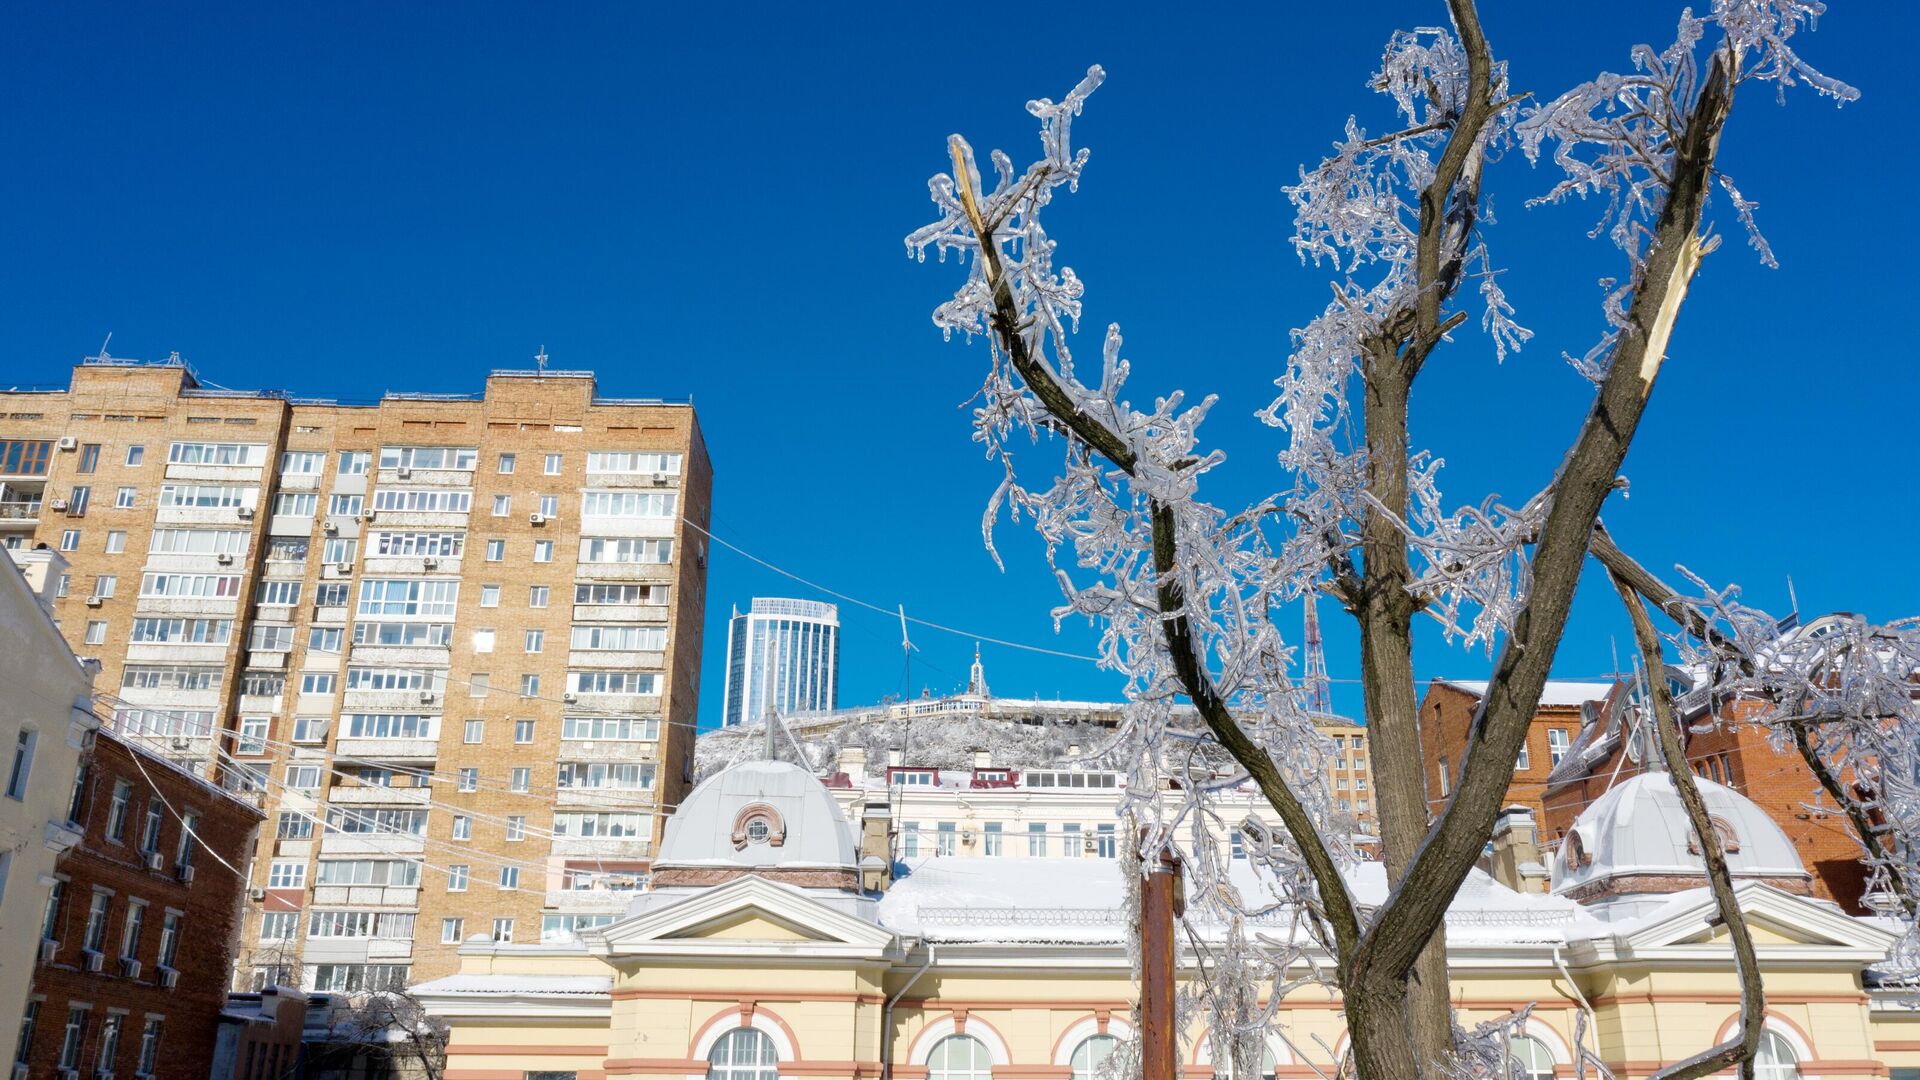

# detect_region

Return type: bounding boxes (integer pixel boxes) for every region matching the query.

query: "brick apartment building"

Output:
[14,727,263,1079]
[1420,672,1873,911]
[0,353,711,989]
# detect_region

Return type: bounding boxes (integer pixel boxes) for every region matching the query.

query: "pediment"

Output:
[583,875,899,958]
[1621,881,1899,955]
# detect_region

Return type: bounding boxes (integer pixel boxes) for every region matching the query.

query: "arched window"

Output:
[928,1035,993,1080]
[1069,1035,1117,1080]
[1508,1036,1554,1080]
[1754,1031,1800,1080]
[708,1028,778,1080]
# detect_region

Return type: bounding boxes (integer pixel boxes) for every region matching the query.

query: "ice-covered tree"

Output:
[906,3,1874,1079]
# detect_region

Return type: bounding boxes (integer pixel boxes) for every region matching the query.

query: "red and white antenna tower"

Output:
[1302,592,1332,716]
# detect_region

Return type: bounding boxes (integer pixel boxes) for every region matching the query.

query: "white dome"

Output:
[1552,772,1808,898]
[655,759,858,873]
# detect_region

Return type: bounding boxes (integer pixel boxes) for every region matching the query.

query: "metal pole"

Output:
[1140,838,1180,1080]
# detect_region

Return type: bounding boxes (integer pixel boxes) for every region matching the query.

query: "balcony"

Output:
[550,836,652,859]
[154,505,256,526]
[571,604,663,623]
[341,688,444,712]
[577,515,675,540]
[311,884,418,907]
[326,784,432,806]
[0,499,41,524]
[362,556,462,577]
[375,467,472,488]
[334,736,438,761]
[362,511,468,529]
[557,740,658,763]
[572,562,673,583]
[126,641,228,664]
[164,463,263,482]
[555,786,658,809]
[565,650,665,671]
[319,833,425,856]
[133,596,240,617]
[560,692,660,716]
[347,644,449,668]
[544,890,638,914]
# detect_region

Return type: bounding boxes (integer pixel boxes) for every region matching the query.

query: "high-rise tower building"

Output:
[0,353,712,988]
[721,598,839,726]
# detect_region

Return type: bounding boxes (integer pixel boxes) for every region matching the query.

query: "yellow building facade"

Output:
[417,760,1920,1080]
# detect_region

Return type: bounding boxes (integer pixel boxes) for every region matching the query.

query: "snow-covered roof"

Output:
[1435,679,1616,707]
[410,974,611,996]
[1552,772,1809,898]
[877,857,1602,945]
[655,759,858,871]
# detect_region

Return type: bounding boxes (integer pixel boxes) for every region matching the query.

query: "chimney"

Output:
[860,800,893,891]
[1488,806,1550,894]
[972,748,991,770]
[887,747,903,768]
[838,745,868,778]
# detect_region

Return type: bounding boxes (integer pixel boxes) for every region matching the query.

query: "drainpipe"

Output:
[882,944,937,1080]
[1552,943,1598,1069]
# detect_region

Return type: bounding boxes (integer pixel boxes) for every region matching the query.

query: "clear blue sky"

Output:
[3,2,1911,730]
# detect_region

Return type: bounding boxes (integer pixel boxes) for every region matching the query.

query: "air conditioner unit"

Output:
[120,956,141,979]
[1083,836,1100,853]
[56,436,78,450]
[176,863,195,884]
[323,521,339,535]
[651,472,670,485]
[418,691,436,704]
[215,552,234,565]
[335,562,352,573]
[961,830,977,845]
[562,692,578,703]
[236,506,255,519]
[158,966,179,988]
[48,498,68,511]
[170,736,191,750]
[38,939,56,963]
[421,557,438,570]
[84,596,103,607]
[396,466,412,478]
[248,887,266,901]
[360,510,377,522]
[529,513,547,525]
[144,851,164,871]
[84,949,104,973]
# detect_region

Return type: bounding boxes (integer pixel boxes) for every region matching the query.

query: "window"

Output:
[93,574,117,598]
[539,494,558,516]
[529,585,549,608]
[85,620,108,645]
[1438,757,1450,796]
[462,719,485,744]
[497,453,515,474]
[1516,741,1531,771]
[256,579,302,606]
[169,441,264,466]
[131,617,232,644]
[927,1036,992,1080]
[139,573,243,600]
[480,585,500,607]
[370,488,472,513]
[509,768,530,793]
[77,443,101,473]
[524,629,545,653]
[457,768,480,792]
[1070,1035,1119,1080]
[328,493,364,517]
[1062,823,1082,856]
[983,821,1002,856]
[533,539,554,562]
[322,537,358,563]
[0,440,52,475]
[574,583,668,606]
[492,495,511,517]
[499,866,519,889]
[158,483,255,508]
[41,879,64,941]
[492,916,515,942]
[587,451,683,475]
[56,574,68,597]
[570,625,666,651]
[121,665,223,691]
[561,717,659,741]
[60,529,79,551]
[935,822,958,856]
[352,620,449,646]
[556,762,656,790]
[566,671,658,695]
[485,538,505,562]
[276,813,314,839]
[106,528,127,551]
[286,763,323,791]
[315,582,350,607]
[581,490,676,517]
[141,801,164,853]
[66,485,91,516]
[148,528,249,555]
[441,918,465,943]
[325,808,428,835]
[470,672,491,697]
[116,487,136,508]
[83,889,110,951]
[380,446,477,471]
[315,860,421,886]
[299,673,337,697]
[268,859,307,888]
[544,453,563,475]
[521,674,540,697]
[514,719,534,744]
[505,816,526,841]
[342,713,437,738]
[260,911,298,941]
[902,823,919,858]
[1755,1031,1800,1080]
[1547,728,1570,765]
[280,450,325,474]
[708,1028,778,1080]
[137,1017,163,1077]
[125,445,145,466]
[7,728,35,799]
[551,812,648,837]
[452,815,472,841]
[311,964,408,992]
[339,451,371,476]
[579,537,673,563]
[273,492,318,516]
[357,578,458,617]
[249,623,295,650]
[1096,823,1117,858]
[1028,822,1047,857]
[106,780,132,841]
[58,1006,87,1070]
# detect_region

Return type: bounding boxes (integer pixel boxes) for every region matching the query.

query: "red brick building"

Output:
[1418,678,1623,825]
[13,727,263,1079]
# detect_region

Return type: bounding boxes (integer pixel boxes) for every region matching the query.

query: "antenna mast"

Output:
[1302,592,1332,715]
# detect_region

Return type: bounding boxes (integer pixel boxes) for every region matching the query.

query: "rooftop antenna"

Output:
[534,346,550,375]
[1302,592,1332,715]
[898,604,918,700]
[91,332,113,364]
[1786,575,1800,620]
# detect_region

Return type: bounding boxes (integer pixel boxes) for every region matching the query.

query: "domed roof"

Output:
[653,759,859,887]
[1552,772,1809,902]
